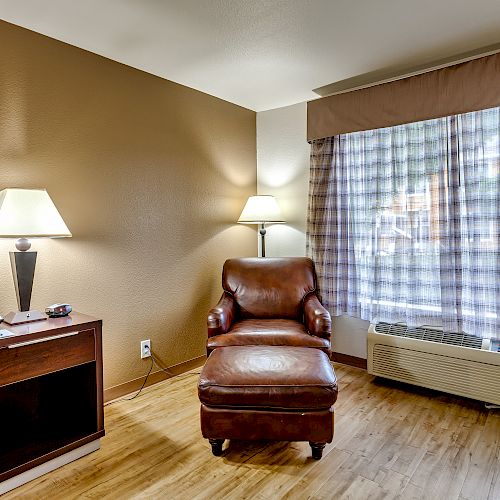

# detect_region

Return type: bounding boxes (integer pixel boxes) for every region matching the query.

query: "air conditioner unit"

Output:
[367,323,500,405]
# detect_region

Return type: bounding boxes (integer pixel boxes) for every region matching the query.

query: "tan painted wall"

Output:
[0,21,257,389]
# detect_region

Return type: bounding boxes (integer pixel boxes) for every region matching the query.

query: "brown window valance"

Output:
[307,52,500,141]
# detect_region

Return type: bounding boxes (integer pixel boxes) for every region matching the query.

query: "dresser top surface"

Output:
[0,312,100,347]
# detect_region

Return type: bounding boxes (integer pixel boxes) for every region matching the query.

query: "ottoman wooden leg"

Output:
[310,442,326,460]
[209,438,224,456]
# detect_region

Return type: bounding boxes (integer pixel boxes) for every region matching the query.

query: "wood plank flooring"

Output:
[4,363,500,499]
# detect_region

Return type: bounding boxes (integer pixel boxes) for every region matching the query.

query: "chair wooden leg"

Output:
[310,442,326,460]
[209,438,224,456]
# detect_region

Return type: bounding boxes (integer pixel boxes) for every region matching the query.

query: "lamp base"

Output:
[3,310,47,325]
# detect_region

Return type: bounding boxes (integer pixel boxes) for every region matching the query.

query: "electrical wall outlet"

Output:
[140,339,151,359]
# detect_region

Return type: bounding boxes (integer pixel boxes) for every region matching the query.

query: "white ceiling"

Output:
[1,0,500,111]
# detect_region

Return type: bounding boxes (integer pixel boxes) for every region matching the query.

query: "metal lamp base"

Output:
[3,250,46,325]
[259,223,267,258]
[3,310,47,325]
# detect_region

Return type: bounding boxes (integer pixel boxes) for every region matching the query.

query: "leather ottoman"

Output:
[198,346,338,459]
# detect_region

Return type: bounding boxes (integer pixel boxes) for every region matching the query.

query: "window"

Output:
[307,107,500,339]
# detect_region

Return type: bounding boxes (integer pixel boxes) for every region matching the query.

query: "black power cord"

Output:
[151,352,174,377]
[105,356,155,406]
[104,352,201,407]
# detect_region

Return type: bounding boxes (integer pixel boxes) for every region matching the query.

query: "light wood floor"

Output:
[5,363,500,499]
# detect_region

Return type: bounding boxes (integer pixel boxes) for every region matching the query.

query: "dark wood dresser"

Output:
[0,312,104,494]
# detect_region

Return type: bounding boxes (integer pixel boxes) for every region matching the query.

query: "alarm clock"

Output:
[45,303,72,318]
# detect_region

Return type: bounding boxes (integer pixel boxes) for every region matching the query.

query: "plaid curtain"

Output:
[307,106,500,339]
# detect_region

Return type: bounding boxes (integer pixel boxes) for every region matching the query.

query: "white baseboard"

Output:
[0,439,100,495]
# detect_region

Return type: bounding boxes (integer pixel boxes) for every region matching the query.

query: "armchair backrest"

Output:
[222,257,317,319]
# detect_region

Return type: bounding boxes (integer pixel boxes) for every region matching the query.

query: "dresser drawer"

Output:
[0,329,95,387]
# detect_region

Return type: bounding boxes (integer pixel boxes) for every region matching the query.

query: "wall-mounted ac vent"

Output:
[374,322,484,349]
[368,323,500,405]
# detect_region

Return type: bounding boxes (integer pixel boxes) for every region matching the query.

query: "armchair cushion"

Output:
[207,319,331,355]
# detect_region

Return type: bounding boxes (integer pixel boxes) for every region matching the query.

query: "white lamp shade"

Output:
[238,195,285,224]
[0,188,72,238]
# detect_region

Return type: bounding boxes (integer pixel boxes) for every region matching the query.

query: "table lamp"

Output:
[237,195,285,257]
[0,188,72,325]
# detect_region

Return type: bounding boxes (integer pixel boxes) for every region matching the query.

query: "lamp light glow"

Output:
[0,188,71,238]
[237,195,285,224]
[0,188,72,325]
[237,195,285,257]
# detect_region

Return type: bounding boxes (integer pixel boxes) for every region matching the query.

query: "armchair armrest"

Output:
[303,293,331,339]
[207,292,236,337]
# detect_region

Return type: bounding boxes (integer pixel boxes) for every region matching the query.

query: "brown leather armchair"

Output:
[207,257,332,356]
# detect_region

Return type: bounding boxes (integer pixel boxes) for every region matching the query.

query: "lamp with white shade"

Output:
[237,195,285,257]
[0,188,72,325]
